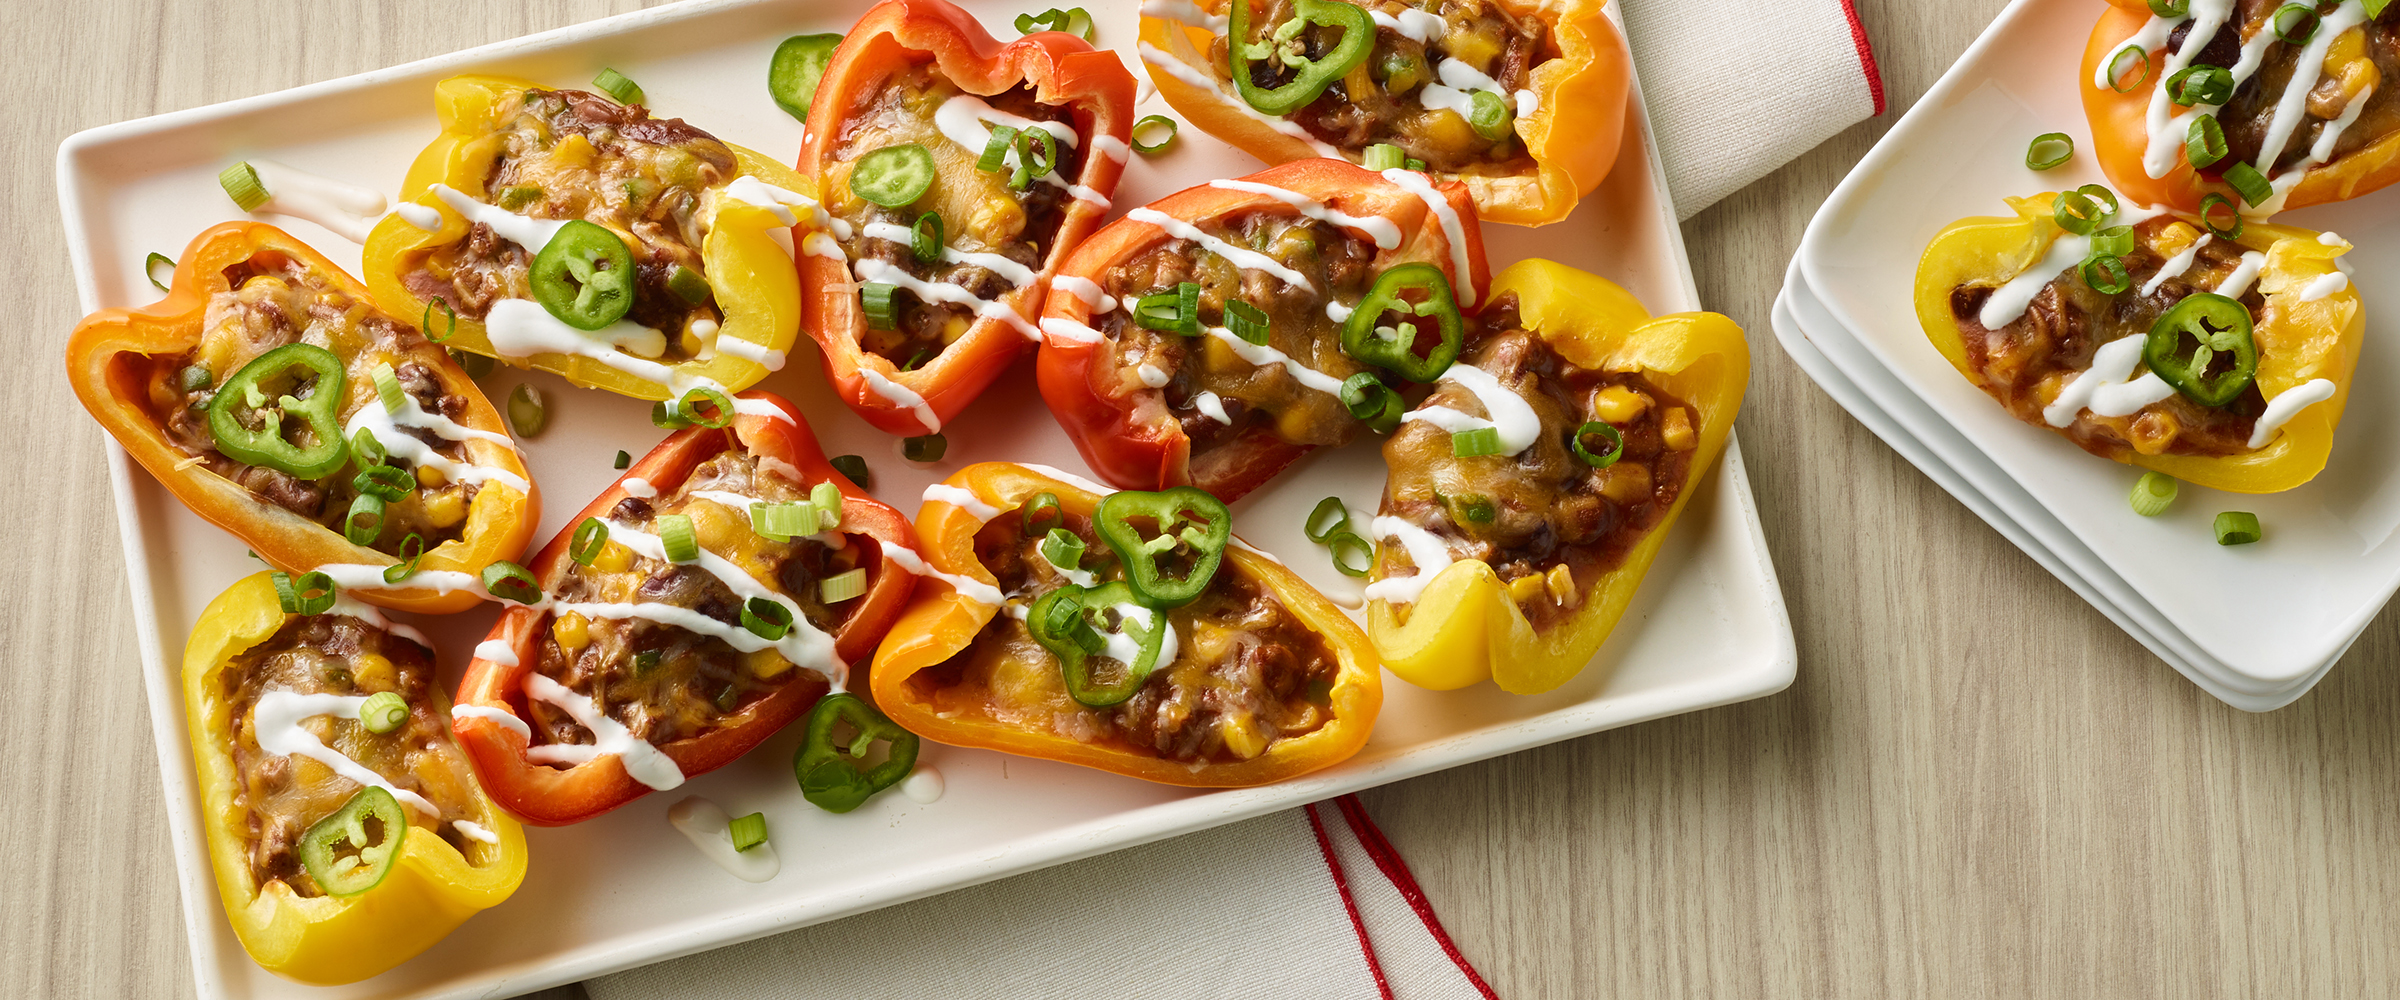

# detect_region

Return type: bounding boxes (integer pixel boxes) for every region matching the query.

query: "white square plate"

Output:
[56,1,1795,997]
[1794,0,2400,691]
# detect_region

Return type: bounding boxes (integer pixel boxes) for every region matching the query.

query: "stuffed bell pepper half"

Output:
[798,0,1135,438]
[1138,0,1627,225]
[66,222,537,614]
[1037,158,1488,501]
[1364,259,1746,694]
[871,463,1382,787]
[185,571,526,984]
[450,392,920,824]
[363,74,809,415]
[1915,189,2362,492]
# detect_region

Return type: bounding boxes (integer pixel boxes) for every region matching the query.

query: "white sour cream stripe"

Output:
[251,691,440,815]
[1127,208,1315,289]
[1204,325,1346,396]
[1206,178,1403,249]
[452,704,531,742]
[1099,602,1180,671]
[1052,276,1117,313]
[520,672,686,790]
[859,222,1041,288]
[857,365,944,434]
[2213,251,2267,300]
[2044,335,2166,426]
[878,540,1008,605]
[249,161,389,245]
[852,257,1042,343]
[1362,515,1456,604]
[1377,168,1476,306]
[1402,363,1541,456]
[923,483,1002,522]
[2249,378,2338,447]
[1978,204,2168,329]
[344,392,529,492]
[1138,42,1346,157]
[2141,234,2212,296]
[599,521,842,680]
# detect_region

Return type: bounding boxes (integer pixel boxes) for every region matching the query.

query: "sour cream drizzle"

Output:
[2044,335,2169,427]
[2214,251,2268,300]
[621,478,659,499]
[520,672,686,790]
[721,175,841,233]
[923,483,1001,522]
[248,161,389,244]
[1052,276,1117,314]
[1402,363,1540,456]
[1138,363,1171,387]
[2248,378,2337,447]
[452,704,531,742]
[345,392,528,492]
[1145,0,1228,30]
[2141,234,2212,296]
[1207,179,1402,249]
[1020,463,1118,495]
[1378,169,1476,306]
[859,222,1038,287]
[853,257,1042,343]
[1128,208,1315,289]
[1362,515,1456,604]
[1041,316,1106,344]
[2300,271,2350,301]
[598,520,841,683]
[668,797,779,882]
[878,540,1007,605]
[1979,204,2168,329]
[325,594,433,650]
[251,690,440,815]
[857,365,943,434]
[1138,42,1345,157]
[1192,390,1233,424]
[472,639,520,666]
[1204,325,1346,395]
[1100,602,1180,671]
[1370,8,1447,42]
[452,820,499,844]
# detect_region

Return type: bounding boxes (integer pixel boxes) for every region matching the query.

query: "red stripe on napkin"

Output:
[1307,803,1395,1000]
[1836,0,1886,116]
[1331,795,1501,999]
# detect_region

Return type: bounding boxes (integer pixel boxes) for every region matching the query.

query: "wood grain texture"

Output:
[8,1,2398,998]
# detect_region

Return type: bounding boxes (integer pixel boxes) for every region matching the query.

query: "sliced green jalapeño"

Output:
[1093,486,1232,608]
[206,343,350,479]
[1230,0,1375,116]
[2144,292,2258,408]
[793,693,919,813]
[1028,581,1171,707]
[531,219,637,330]
[1342,263,1464,383]
[295,785,408,897]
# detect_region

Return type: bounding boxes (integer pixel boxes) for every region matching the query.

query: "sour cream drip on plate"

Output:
[251,691,440,815]
[1361,515,1456,604]
[1402,363,1540,456]
[520,672,686,790]
[2248,378,2338,447]
[245,161,389,244]
[1206,178,1402,249]
[878,540,1008,606]
[668,797,779,881]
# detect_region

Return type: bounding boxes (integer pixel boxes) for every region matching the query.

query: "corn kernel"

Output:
[551,133,596,169]
[1598,462,1652,504]
[423,487,468,528]
[688,500,746,554]
[1507,573,1545,605]
[350,653,396,693]
[552,611,590,652]
[1219,712,1268,761]
[593,541,634,574]
[1545,563,1579,608]
[1592,385,1650,424]
[744,648,793,679]
[415,464,449,488]
[2148,221,2203,261]
[1661,407,1696,451]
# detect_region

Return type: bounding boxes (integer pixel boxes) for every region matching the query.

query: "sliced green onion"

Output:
[2198,193,2244,239]
[2106,44,2152,94]
[2130,472,2178,517]
[1404,157,1427,172]
[632,649,663,675]
[1465,89,1513,141]
[423,296,457,344]
[1363,144,1406,171]
[976,125,1020,173]
[273,570,337,615]
[659,514,699,562]
[219,161,270,211]
[899,347,933,372]
[496,185,543,210]
[821,567,868,603]
[1134,282,1201,335]
[349,427,386,469]
[1451,492,1496,524]
[2214,511,2262,545]
[2369,0,2393,19]
[1226,299,1271,345]
[481,561,541,603]
[2186,115,2228,168]
[1572,421,1624,467]
[1325,530,1373,578]
[354,463,412,502]
[1041,527,1086,571]
[448,348,493,379]
[614,450,631,469]
[593,68,644,105]
[862,282,899,330]
[178,364,213,392]
[2272,2,2317,43]
[810,481,844,527]
[508,383,548,437]
[1015,6,1096,40]
[571,517,609,565]
[1023,492,1064,534]
[2088,226,2135,259]
[1305,496,1353,544]
[1012,129,1058,189]
[753,501,820,542]
[344,494,385,546]
[678,386,734,429]
[372,362,405,414]
[2148,0,2188,14]
[903,434,947,463]
[1451,426,1503,457]
[2224,161,2272,207]
[383,533,425,584]
[830,454,872,487]
[1132,115,1179,154]
[359,692,408,734]
[2081,254,2132,295]
[667,263,712,305]
[2166,64,2232,107]
[146,252,176,292]
[911,212,945,264]
[2053,187,2113,235]
[1339,372,1404,434]
[2026,132,2074,170]
[728,812,769,852]
[2076,184,2120,216]
[741,596,794,640]
[651,400,694,430]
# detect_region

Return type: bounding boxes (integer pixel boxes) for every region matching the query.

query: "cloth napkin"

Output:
[586,4,1878,996]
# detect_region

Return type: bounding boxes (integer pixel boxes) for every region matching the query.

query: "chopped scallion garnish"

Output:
[507,383,547,437]
[821,567,868,603]
[2185,115,2228,169]
[1134,282,1202,335]
[903,434,948,463]
[1404,157,1427,172]
[423,296,457,344]
[2165,64,2231,107]
[1132,115,1179,154]
[659,514,699,563]
[1022,491,1064,534]
[2272,2,2317,43]
[912,212,945,264]
[1305,496,1352,544]
[1450,492,1495,524]
[146,252,176,292]
[1571,421,1624,467]
[2130,472,2178,517]
[1227,299,1270,345]
[1014,6,1096,40]
[2224,161,2271,207]
[593,68,644,105]
[976,125,1020,173]
[372,362,405,415]
[354,464,412,502]
[667,263,712,304]
[2106,44,2151,94]
[350,428,386,469]
[1451,426,1503,457]
[862,282,899,330]
[571,517,609,566]
[677,386,734,429]
[810,482,844,528]
[2081,254,2131,295]
[2214,511,2261,545]
[359,692,408,734]
[728,812,769,852]
[2148,0,2188,15]
[383,533,425,584]
[219,161,270,211]
[741,596,794,640]
[2025,132,2073,171]
[614,450,631,469]
[344,495,385,545]
[1363,144,1406,171]
[273,570,337,615]
[830,454,872,487]
[1325,530,1372,577]
[2197,193,2243,239]
[179,365,213,392]
[753,501,820,541]
[1041,527,1085,571]
[481,560,542,604]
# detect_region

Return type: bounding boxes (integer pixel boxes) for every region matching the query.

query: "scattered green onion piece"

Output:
[2148,0,2188,15]
[448,348,493,379]
[344,495,385,546]
[1339,372,1404,434]
[496,185,542,210]
[349,428,386,469]
[1324,530,1373,578]
[2214,511,2262,545]
[2165,64,2232,107]
[372,362,405,414]
[2106,44,2152,94]
[354,464,412,502]
[2088,226,2135,259]
[1134,282,1202,335]
[1226,299,1271,345]
[1451,493,1496,524]
[614,450,631,469]
[810,482,844,527]
[830,454,872,487]
[1041,528,1086,571]
[899,347,933,373]
[179,365,213,392]
[570,517,609,566]
[977,125,1020,173]
[1014,6,1096,40]
[2082,254,2132,295]
[593,68,644,105]
[903,434,947,463]
[912,212,945,264]
[851,143,937,207]
[1363,144,1406,171]
[146,253,176,292]
[1132,115,1179,154]
[1571,421,1624,467]
[651,400,694,430]
[728,812,769,852]
[753,501,820,542]
[2052,187,2111,236]
[423,296,457,343]
[862,282,899,330]
[678,386,734,429]
[358,692,408,734]
[1305,496,1352,544]
[505,383,547,437]
[2130,472,2179,517]
[666,263,712,305]
[2198,193,2243,239]
[821,567,868,604]
[2272,2,2317,43]
[2224,161,2272,207]
[741,596,794,641]
[273,570,337,615]
[1012,129,1058,189]
[383,533,425,585]
[659,514,699,563]
[2026,132,2074,171]
[1451,426,1504,457]
[1404,158,1427,172]
[1465,89,1513,141]
[219,161,270,211]
[2186,115,2228,169]
[1023,492,1064,534]
[632,649,663,675]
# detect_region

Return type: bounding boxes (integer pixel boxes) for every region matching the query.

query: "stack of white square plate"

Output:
[1775,0,2400,710]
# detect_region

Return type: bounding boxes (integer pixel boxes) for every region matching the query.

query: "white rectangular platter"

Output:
[1795,0,2400,695]
[57,1,1795,997]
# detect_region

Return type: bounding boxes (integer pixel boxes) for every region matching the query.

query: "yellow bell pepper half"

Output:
[1915,194,2363,493]
[1366,259,1748,694]
[362,75,807,400]
[185,572,526,985]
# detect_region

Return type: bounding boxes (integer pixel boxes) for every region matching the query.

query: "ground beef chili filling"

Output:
[155,252,480,553]
[401,88,735,352]
[225,615,483,896]
[827,65,1077,367]
[903,510,1342,764]
[1947,218,2266,459]
[1381,306,1695,632]
[2178,5,2400,179]
[528,449,852,754]
[1210,0,1550,173]
[1099,212,1379,463]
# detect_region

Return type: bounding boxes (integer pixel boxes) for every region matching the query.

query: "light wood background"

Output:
[10,1,2400,997]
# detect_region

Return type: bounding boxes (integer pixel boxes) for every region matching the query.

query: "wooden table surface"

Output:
[10,1,2400,997]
